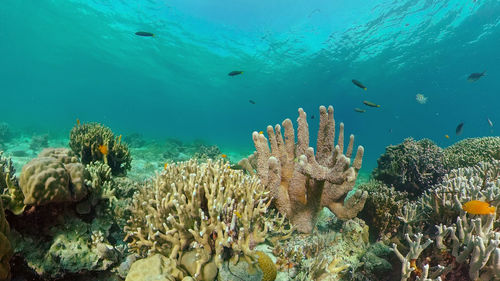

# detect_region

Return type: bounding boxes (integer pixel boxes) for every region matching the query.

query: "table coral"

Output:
[69,122,131,176]
[239,105,366,233]
[124,159,289,279]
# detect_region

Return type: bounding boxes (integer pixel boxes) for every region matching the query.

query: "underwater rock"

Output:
[373,138,447,196]
[69,122,131,176]
[180,250,217,281]
[125,254,182,281]
[217,259,263,281]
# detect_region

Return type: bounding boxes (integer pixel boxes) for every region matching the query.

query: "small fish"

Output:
[234,211,242,219]
[117,135,122,143]
[488,118,493,127]
[164,163,168,169]
[98,144,108,156]
[76,118,80,126]
[310,114,315,119]
[363,100,380,108]
[221,154,227,158]
[456,122,464,135]
[352,79,367,90]
[354,108,366,113]
[445,134,449,139]
[463,200,496,215]
[228,71,243,76]
[415,93,428,104]
[259,131,264,135]
[135,31,155,37]
[467,71,486,82]
[249,100,256,104]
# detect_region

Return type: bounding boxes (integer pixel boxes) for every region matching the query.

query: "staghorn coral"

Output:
[124,159,289,279]
[443,137,500,170]
[69,122,131,176]
[357,180,409,240]
[19,148,88,205]
[373,138,447,197]
[239,105,366,233]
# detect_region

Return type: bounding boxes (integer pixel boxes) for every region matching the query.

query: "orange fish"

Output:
[164,163,168,169]
[221,154,227,158]
[77,118,80,126]
[462,200,496,215]
[445,135,449,139]
[259,131,264,135]
[98,144,108,156]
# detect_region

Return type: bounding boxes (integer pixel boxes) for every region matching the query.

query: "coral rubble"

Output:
[240,105,366,233]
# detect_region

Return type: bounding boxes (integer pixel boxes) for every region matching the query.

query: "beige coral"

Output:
[124,159,289,279]
[19,148,88,205]
[239,105,367,233]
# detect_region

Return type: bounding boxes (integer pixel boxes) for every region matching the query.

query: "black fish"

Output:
[467,71,485,82]
[456,122,464,135]
[249,100,256,104]
[352,79,367,90]
[135,31,155,37]
[228,71,244,76]
[310,114,315,119]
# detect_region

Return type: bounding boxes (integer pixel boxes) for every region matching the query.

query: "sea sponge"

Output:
[255,251,277,281]
[443,136,500,169]
[69,122,131,176]
[372,138,447,196]
[19,148,88,205]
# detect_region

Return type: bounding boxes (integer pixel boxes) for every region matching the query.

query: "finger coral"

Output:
[69,122,131,176]
[239,105,366,233]
[124,159,289,279]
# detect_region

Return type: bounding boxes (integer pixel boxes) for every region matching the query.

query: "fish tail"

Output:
[377,105,380,107]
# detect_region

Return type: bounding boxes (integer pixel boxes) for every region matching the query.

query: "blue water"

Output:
[1,0,499,171]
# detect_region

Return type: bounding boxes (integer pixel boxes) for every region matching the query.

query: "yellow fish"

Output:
[164,163,168,170]
[76,118,80,126]
[445,135,449,139]
[221,154,227,158]
[463,200,496,215]
[259,131,264,135]
[98,144,108,156]
[234,211,242,219]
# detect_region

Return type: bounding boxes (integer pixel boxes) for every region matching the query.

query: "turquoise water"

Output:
[1,0,499,171]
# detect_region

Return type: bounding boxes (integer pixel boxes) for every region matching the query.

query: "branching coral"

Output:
[0,151,25,214]
[69,122,131,176]
[443,137,500,170]
[239,105,366,233]
[124,159,290,278]
[373,138,447,196]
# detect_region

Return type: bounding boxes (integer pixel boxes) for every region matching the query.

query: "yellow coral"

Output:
[256,251,277,281]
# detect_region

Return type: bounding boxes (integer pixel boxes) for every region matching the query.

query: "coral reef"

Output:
[239,105,366,233]
[443,137,500,170]
[372,138,447,196]
[357,180,409,240]
[125,159,290,279]
[0,151,25,215]
[69,122,131,176]
[0,198,12,281]
[19,148,88,205]
[29,134,49,152]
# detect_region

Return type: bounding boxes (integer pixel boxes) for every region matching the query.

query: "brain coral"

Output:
[69,122,131,176]
[19,148,88,205]
[443,136,500,169]
[372,138,447,196]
